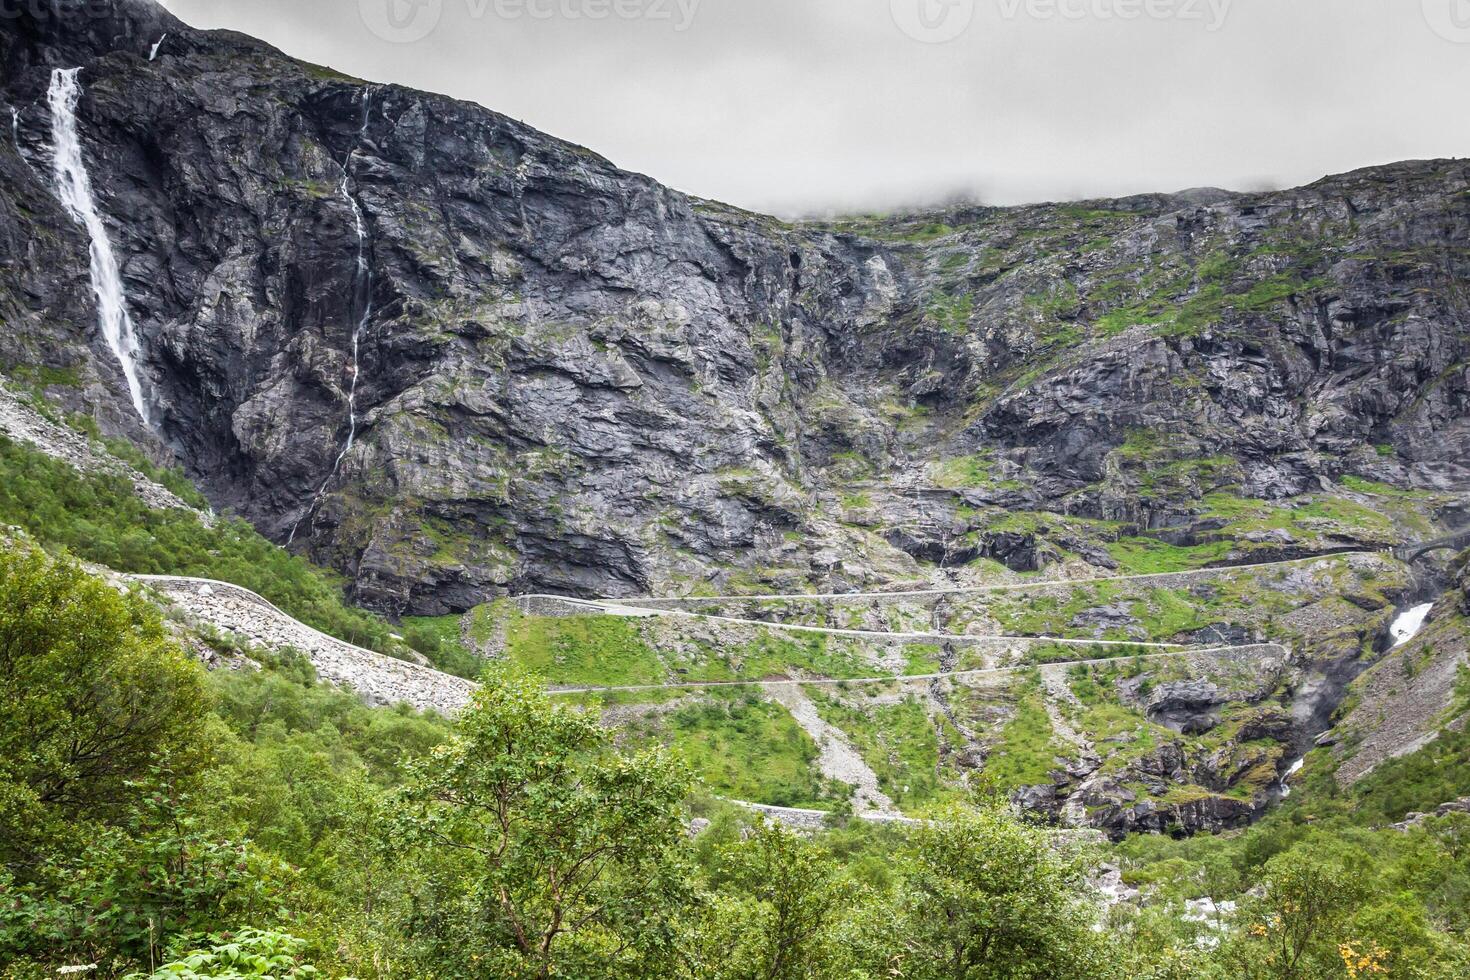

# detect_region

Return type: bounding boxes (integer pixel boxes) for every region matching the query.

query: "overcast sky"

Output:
[156,0,1470,216]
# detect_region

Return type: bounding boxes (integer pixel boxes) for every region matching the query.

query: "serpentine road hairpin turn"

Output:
[125,549,1389,710]
[129,547,1429,824]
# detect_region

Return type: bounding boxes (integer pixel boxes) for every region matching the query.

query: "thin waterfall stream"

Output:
[47,68,154,427]
[289,87,378,544]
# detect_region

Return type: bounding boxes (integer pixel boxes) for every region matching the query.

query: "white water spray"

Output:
[1390,603,1434,648]
[289,88,377,543]
[47,68,154,426]
[1278,756,1306,798]
[149,33,168,61]
[9,107,18,150]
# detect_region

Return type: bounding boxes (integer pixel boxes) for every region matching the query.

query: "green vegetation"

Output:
[5,545,1470,977]
[904,643,944,674]
[1090,245,1334,341]
[927,290,974,334]
[659,689,833,808]
[1110,728,1470,978]
[477,606,667,686]
[1108,535,1234,574]
[1344,666,1470,826]
[399,614,484,679]
[1199,490,1399,545]
[983,674,1064,791]
[933,451,1022,491]
[392,667,691,978]
[0,547,208,868]
[124,930,322,979]
[0,363,82,390]
[1340,475,1431,499]
[473,601,883,686]
[100,436,212,510]
[0,435,398,653]
[808,691,957,809]
[1132,588,1212,638]
[991,582,1125,637]
[897,804,1110,978]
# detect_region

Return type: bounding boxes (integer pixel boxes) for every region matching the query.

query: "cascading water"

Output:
[289,87,378,544]
[1277,602,1437,800]
[1278,756,1306,798]
[1390,603,1434,648]
[47,68,154,426]
[149,34,168,61]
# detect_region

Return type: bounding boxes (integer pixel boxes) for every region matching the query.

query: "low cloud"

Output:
[169,0,1470,215]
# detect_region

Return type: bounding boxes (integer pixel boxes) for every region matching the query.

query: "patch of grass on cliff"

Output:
[401,614,485,680]
[1107,536,1234,574]
[1131,588,1213,639]
[1023,642,1155,664]
[808,690,960,811]
[503,613,666,687]
[990,582,1125,638]
[926,290,974,334]
[1063,662,1169,760]
[659,689,832,808]
[1,362,82,390]
[904,643,944,675]
[723,630,876,682]
[0,434,397,652]
[1339,475,1432,499]
[983,674,1064,792]
[933,452,1024,492]
[1200,491,1397,545]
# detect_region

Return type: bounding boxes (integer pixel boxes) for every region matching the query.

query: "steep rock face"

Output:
[1329,554,1470,784]
[3,1,1469,616]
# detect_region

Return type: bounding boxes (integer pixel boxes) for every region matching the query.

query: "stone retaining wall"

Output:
[135,576,475,715]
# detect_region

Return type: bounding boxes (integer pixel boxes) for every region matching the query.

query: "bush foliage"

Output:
[4,545,1470,978]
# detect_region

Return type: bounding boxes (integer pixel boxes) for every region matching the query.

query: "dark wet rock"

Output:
[1076,782,1260,839]
[1071,603,1140,639]
[1147,680,1228,734]
[1235,708,1295,744]
[1012,783,1062,820]
[2,1,1468,619]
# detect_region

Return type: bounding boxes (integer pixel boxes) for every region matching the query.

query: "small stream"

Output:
[1278,599,1438,799]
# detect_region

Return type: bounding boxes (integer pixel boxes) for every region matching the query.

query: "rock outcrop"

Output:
[2,0,1468,623]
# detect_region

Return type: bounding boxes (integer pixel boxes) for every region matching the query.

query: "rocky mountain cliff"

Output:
[3,0,1469,618]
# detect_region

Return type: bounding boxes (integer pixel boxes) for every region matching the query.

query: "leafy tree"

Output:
[687,822,845,980]
[0,545,208,864]
[1227,838,1371,979]
[391,666,693,979]
[0,775,273,971]
[891,803,1108,980]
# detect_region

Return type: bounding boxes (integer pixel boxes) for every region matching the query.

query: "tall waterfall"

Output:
[149,34,168,61]
[47,68,154,426]
[290,87,377,543]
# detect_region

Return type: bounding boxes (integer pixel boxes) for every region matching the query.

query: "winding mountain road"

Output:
[128,551,1397,821]
[128,550,1349,708]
